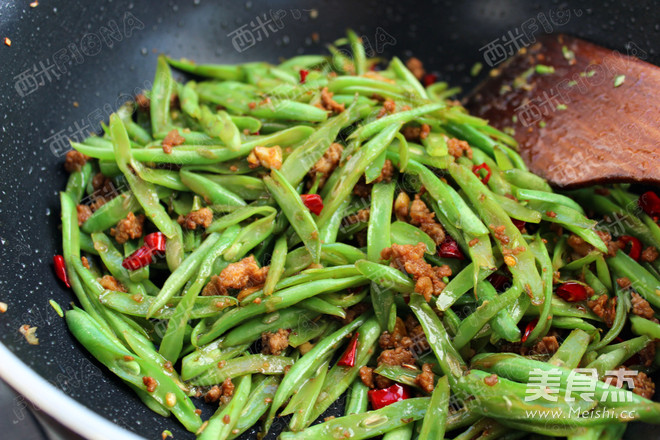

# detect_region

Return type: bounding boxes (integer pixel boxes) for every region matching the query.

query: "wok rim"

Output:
[0,343,144,440]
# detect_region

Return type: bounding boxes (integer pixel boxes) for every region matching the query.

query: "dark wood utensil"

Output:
[466,34,660,188]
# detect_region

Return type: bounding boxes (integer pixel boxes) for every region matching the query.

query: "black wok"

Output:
[0,1,658,438]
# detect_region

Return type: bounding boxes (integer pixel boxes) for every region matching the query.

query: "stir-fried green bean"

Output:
[56,30,660,439]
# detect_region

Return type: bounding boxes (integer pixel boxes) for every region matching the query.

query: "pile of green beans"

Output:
[58,30,660,439]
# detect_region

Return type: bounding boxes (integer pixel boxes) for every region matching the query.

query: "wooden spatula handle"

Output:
[467,34,660,188]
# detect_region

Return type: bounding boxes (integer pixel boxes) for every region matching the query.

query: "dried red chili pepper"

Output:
[521,318,538,343]
[337,333,359,367]
[300,194,323,215]
[487,272,511,292]
[619,235,642,261]
[122,246,154,270]
[368,383,411,410]
[556,282,588,302]
[472,163,492,184]
[299,69,309,84]
[512,219,526,232]
[53,255,70,288]
[638,191,660,218]
[144,232,167,253]
[422,73,437,87]
[623,354,642,367]
[438,235,464,259]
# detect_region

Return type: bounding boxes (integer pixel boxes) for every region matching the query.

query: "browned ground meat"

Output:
[608,367,655,399]
[415,363,435,393]
[394,192,410,222]
[381,243,452,302]
[420,124,431,140]
[64,150,89,173]
[178,207,213,230]
[359,366,375,388]
[169,93,180,110]
[377,347,416,366]
[584,283,596,297]
[92,172,112,193]
[489,224,510,244]
[98,275,127,292]
[341,303,370,325]
[355,229,368,247]
[409,195,446,246]
[401,124,431,142]
[81,256,90,269]
[236,285,262,302]
[604,232,623,256]
[406,322,430,357]
[401,125,421,141]
[588,294,617,327]
[205,378,235,405]
[320,87,345,114]
[633,372,655,399]
[220,378,234,404]
[568,231,619,258]
[484,374,499,386]
[567,234,592,257]
[353,159,394,199]
[344,209,370,226]
[135,93,150,111]
[377,99,397,118]
[353,178,371,198]
[639,341,657,367]
[498,341,523,355]
[262,328,290,356]
[162,129,185,154]
[642,246,659,263]
[247,145,283,170]
[110,212,145,244]
[309,142,343,188]
[531,336,560,356]
[352,161,396,198]
[447,138,473,159]
[404,314,419,333]
[405,57,426,80]
[379,317,413,349]
[90,172,117,210]
[631,292,656,320]
[374,374,394,389]
[616,277,632,289]
[202,255,269,296]
[373,159,395,184]
[501,246,526,258]
[89,192,109,210]
[204,385,222,403]
[76,204,92,226]
[500,334,559,356]
[142,376,157,393]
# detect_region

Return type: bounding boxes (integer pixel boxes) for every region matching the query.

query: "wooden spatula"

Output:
[466,34,660,188]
